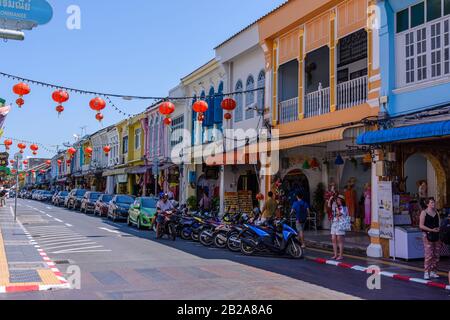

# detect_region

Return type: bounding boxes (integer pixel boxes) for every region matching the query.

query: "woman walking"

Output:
[328,194,350,261]
[419,198,441,280]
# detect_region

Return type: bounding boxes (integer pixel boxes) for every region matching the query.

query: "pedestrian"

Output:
[329,194,350,260]
[419,198,441,280]
[0,188,6,207]
[260,191,277,223]
[199,190,211,213]
[291,193,310,249]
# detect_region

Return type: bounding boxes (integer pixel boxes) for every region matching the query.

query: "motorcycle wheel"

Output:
[156,224,163,239]
[191,231,199,242]
[152,223,157,233]
[226,232,241,252]
[287,239,303,259]
[169,224,176,241]
[213,232,227,249]
[240,238,256,256]
[181,228,191,240]
[199,230,213,247]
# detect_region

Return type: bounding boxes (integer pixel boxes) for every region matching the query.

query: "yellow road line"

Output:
[0,229,9,286]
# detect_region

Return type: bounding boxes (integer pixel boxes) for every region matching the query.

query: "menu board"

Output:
[378,181,394,239]
[223,191,253,215]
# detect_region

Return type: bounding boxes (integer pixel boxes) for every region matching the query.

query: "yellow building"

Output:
[257,0,381,235]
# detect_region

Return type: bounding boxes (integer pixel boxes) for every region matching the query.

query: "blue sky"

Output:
[1,0,285,158]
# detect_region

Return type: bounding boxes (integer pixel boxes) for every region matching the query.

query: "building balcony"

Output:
[337,75,368,111]
[305,83,330,118]
[278,97,298,124]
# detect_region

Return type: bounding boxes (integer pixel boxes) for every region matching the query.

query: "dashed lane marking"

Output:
[54,218,63,223]
[98,227,120,234]
[65,224,72,227]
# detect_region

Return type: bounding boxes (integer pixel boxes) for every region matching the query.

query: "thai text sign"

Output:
[378,181,394,239]
[0,0,53,25]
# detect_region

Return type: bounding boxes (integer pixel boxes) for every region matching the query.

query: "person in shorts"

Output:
[291,193,310,249]
[328,194,349,260]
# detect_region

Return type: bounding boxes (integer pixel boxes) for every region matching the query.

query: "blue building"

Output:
[358,0,450,226]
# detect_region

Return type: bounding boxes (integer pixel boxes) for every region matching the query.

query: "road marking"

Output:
[51,246,104,254]
[51,249,112,254]
[39,239,94,246]
[38,237,87,245]
[65,223,72,227]
[98,227,120,234]
[46,214,53,218]
[44,242,97,250]
[54,218,63,223]
[46,207,52,210]
[39,210,46,214]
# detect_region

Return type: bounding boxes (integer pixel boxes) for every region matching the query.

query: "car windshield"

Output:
[116,195,134,204]
[102,195,113,202]
[60,191,68,196]
[76,190,86,196]
[89,193,101,200]
[141,198,157,208]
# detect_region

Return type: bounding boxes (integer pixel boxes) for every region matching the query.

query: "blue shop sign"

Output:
[0,0,53,26]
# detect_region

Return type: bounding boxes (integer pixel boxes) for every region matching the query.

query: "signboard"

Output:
[0,0,53,30]
[0,152,8,167]
[378,181,394,239]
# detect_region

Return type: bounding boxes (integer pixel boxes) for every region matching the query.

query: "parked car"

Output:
[67,189,87,210]
[32,190,41,200]
[39,191,54,202]
[94,194,114,217]
[80,192,102,214]
[54,191,69,207]
[107,195,135,222]
[127,197,158,229]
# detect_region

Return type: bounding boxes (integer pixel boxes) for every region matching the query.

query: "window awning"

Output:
[356,120,450,145]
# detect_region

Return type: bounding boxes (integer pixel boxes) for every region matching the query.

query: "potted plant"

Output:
[313,182,326,229]
[187,195,198,211]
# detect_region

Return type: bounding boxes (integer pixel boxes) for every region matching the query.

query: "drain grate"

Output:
[53,260,71,265]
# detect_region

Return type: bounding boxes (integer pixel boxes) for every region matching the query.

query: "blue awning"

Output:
[357,120,450,145]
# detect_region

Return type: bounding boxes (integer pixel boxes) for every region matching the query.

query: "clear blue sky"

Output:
[1,0,285,158]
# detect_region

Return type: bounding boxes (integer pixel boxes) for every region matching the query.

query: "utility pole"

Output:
[13,152,22,222]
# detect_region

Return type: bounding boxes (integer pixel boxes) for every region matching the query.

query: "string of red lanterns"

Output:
[13,82,30,108]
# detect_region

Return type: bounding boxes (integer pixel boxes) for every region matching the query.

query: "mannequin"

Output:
[344,178,357,222]
[364,183,372,229]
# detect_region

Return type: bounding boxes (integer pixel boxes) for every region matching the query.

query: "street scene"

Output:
[0,0,450,302]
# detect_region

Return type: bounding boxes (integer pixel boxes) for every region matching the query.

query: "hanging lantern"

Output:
[17,143,26,153]
[66,159,71,166]
[95,113,104,122]
[335,154,344,166]
[221,98,237,111]
[256,193,265,201]
[302,160,311,170]
[310,158,320,170]
[30,144,39,155]
[103,145,111,156]
[26,173,29,177]
[52,90,69,116]
[45,160,51,165]
[13,82,31,107]
[224,113,232,121]
[11,169,17,174]
[68,147,76,158]
[363,153,372,164]
[89,97,106,122]
[85,147,93,157]
[193,100,208,122]
[4,139,13,150]
[163,117,172,126]
[9,159,15,165]
[31,170,35,174]
[22,160,28,165]
[57,159,62,166]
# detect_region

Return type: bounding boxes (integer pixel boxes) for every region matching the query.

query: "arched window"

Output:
[234,80,243,122]
[205,87,215,127]
[245,75,255,119]
[214,82,224,126]
[257,70,265,113]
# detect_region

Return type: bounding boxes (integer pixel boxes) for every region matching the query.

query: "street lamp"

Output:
[0,29,25,41]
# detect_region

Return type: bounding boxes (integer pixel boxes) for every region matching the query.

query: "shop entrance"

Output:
[404,153,437,201]
[281,169,310,206]
[237,173,260,207]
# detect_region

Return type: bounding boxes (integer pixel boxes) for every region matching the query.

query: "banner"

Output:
[378,181,394,239]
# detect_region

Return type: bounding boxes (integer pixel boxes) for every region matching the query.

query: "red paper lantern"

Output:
[18,143,26,153]
[85,147,93,157]
[13,82,30,107]
[66,159,71,166]
[40,170,46,174]
[95,113,104,122]
[197,114,205,122]
[90,97,106,112]
[163,117,172,126]
[57,160,62,166]
[26,173,29,177]
[193,100,208,113]
[103,145,111,156]
[52,90,69,116]
[30,144,39,155]
[9,159,15,165]
[31,170,35,173]
[45,160,51,165]
[11,169,17,174]
[224,113,232,121]
[4,139,13,150]
[159,101,175,116]
[22,160,28,165]
[68,147,76,158]
[256,193,265,201]
[221,98,237,111]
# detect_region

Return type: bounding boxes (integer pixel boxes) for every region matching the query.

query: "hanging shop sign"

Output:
[0,152,8,167]
[0,0,53,30]
[378,181,394,240]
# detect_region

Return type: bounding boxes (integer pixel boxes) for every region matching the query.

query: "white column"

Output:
[367,162,383,258]
[219,165,225,217]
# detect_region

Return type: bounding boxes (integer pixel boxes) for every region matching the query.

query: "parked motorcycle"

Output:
[239,218,303,259]
[155,211,177,241]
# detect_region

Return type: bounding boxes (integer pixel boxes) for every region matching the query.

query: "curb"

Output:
[0,228,72,294]
[311,257,450,291]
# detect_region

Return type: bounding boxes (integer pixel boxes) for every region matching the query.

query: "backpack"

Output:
[440,219,450,245]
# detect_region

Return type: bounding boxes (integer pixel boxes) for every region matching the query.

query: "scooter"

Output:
[239,218,303,259]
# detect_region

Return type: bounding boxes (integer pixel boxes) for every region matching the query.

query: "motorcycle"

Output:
[239,218,303,259]
[212,212,245,249]
[155,211,177,241]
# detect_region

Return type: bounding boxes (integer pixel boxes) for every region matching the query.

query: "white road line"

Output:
[33,233,81,239]
[99,227,120,234]
[38,237,87,244]
[54,218,63,223]
[52,246,104,254]
[39,239,95,246]
[46,206,52,210]
[44,242,97,250]
[65,223,73,227]
[51,249,112,254]
[39,210,46,214]
[46,214,53,218]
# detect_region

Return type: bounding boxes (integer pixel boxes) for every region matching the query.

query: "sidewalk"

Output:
[304,230,450,274]
[0,202,70,293]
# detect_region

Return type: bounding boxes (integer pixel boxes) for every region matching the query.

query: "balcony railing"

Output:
[337,75,368,110]
[305,83,330,118]
[278,97,298,124]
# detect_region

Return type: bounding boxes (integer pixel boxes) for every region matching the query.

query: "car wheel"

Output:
[127,216,132,226]
[112,211,116,222]
[137,218,141,230]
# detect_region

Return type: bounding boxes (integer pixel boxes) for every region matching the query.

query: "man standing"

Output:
[291,193,310,249]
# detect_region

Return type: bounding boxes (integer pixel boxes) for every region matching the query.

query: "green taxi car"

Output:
[127,197,158,230]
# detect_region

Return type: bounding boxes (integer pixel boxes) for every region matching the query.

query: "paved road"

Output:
[1,198,449,300]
